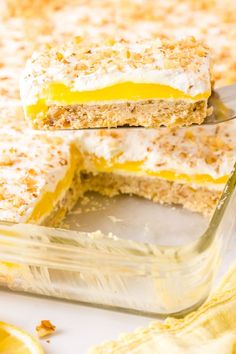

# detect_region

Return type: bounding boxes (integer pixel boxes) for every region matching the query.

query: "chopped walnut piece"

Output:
[36,320,56,339]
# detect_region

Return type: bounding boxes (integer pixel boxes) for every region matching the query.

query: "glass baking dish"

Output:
[0,163,235,317]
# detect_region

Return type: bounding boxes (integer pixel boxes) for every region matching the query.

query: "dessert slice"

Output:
[20,37,212,130]
[76,121,236,215]
[0,106,80,225]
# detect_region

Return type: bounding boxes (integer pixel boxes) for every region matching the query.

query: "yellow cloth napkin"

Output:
[90,264,236,353]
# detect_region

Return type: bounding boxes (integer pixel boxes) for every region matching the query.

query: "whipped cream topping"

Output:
[72,66,210,97]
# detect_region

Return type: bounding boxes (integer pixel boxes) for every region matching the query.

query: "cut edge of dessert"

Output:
[0,105,82,226]
[20,36,212,130]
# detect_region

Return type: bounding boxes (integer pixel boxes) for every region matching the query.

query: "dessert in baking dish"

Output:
[1,96,236,223]
[1,102,235,223]
[20,37,212,130]
[75,123,235,216]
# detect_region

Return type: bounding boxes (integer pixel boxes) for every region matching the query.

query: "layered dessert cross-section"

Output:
[0,109,81,225]
[75,122,236,216]
[20,37,212,130]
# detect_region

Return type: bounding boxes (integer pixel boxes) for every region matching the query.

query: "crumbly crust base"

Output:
[30,99,207,129]
[81,172,221,216]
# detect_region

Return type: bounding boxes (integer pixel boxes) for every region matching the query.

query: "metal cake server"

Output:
[203,83,236,125]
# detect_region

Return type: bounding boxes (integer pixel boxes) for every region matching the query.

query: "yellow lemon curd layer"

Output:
[27,144,79,223]
[25,82,210,120]
[86,157,228,185]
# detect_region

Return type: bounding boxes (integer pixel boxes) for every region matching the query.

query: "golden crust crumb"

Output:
[36,320,56,339]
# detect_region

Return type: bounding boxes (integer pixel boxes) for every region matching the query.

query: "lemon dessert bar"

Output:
[20,37,212,130]
[0,105,81,225]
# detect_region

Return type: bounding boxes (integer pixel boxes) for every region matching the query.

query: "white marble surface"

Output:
[0,289,150,353]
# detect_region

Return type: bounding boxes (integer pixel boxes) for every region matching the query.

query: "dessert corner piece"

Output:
[20,37,212,130]
[0,113,81,226]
